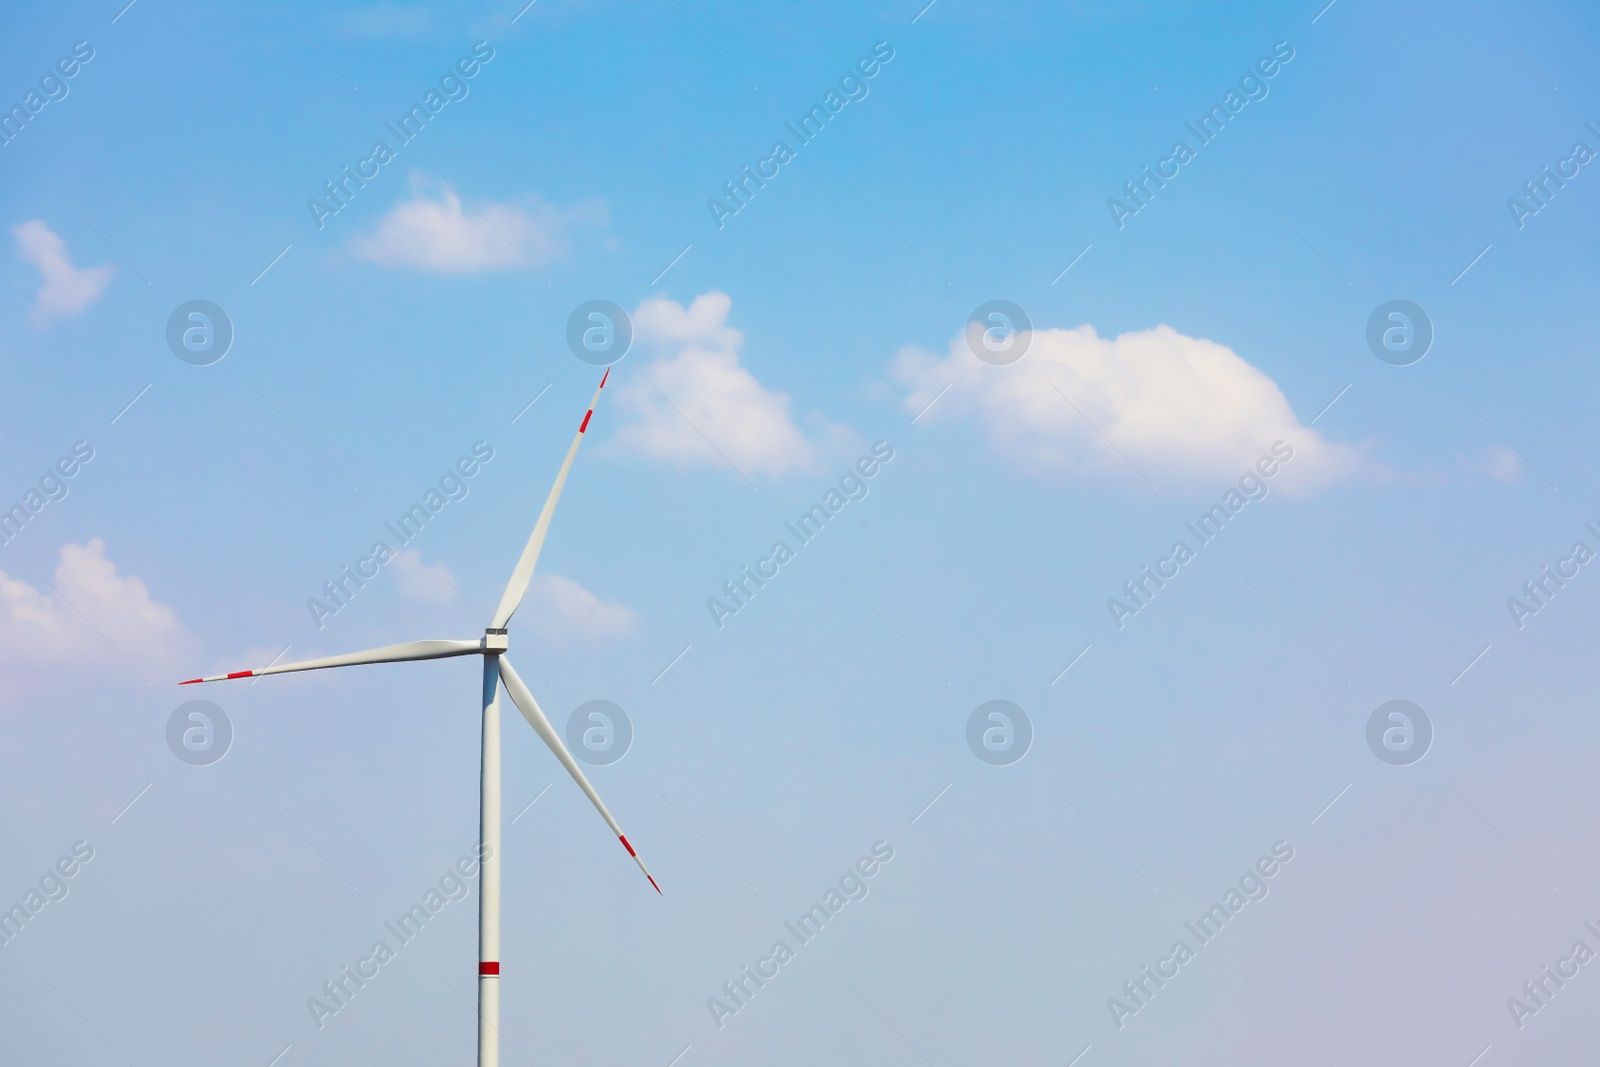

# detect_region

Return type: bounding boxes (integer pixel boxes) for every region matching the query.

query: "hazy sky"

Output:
[4,1,1600,1065]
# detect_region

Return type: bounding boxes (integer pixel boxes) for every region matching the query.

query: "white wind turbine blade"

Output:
[179,639,484,684]
[497,656,660,894]
[490,370,609,629]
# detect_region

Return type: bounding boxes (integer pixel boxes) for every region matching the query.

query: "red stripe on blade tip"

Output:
[599,367,609,388]
[619,835,636,857]
[227,670,254,679]
[579,410,592,433]
[178,678,202,685]
[648,875,662,895]
[480,962,500,976]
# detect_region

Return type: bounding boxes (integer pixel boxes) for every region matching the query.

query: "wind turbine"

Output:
[179,369,656,1067]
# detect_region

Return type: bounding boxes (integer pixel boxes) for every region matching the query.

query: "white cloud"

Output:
[391,549,457,604]
[611,291,849,480]
[228,646,298,674]
[1472,445,1523,484]
[523,575,637,645]
[352,180,605,273]
[894,322,1358,492]
[332,5,435,38]
[14,220,114,327]
[0,540,188,673]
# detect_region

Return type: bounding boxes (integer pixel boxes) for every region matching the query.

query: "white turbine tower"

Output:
[179,369,656,1067]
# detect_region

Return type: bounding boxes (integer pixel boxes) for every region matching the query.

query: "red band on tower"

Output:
[480,962,500,976]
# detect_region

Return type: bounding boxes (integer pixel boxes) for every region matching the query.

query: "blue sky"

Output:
[4,1,1600,1064]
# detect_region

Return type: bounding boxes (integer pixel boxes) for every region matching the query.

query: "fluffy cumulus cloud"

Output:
[610,291,849,480]
[894,322,1358,492]
[14,220,114,327]
[388,550,630,645]
[228,646,296,674]
[1467,445,1522,484]
[351,179,605,273]
[523,575,637,645]
[332,4,436,38]
[390,549,457,604]
[0,540,189,674]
